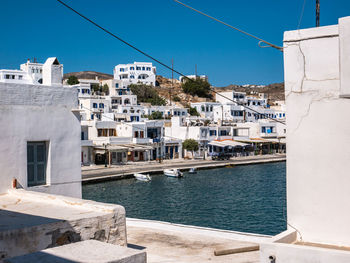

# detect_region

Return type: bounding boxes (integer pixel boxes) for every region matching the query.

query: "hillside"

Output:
[63,71,113,80]
[64,71,285,105]
[156,76,285,106]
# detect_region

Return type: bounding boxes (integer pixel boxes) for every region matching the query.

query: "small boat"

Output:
[188,167,197,174]
[163,168,183,178]
[134,173,151,182]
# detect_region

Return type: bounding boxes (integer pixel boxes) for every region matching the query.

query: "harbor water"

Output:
[83,162,286,236]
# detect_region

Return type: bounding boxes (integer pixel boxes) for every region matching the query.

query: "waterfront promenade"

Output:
[82,154,286,183]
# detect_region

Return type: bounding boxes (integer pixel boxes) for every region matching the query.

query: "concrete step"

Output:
[5,240,146,263]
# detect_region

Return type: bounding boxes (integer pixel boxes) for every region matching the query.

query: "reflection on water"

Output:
[83,162,286,235]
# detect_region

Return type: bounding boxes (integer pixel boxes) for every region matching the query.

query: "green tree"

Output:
[182,77,212,98]
[91,84,100,94]
[67,75,79,85]
[183,139,199,159]
[102,84,109,95]
[129,84,166,106]
[189,107,200,116]
[150,111,163,120]
[172,95,181,102]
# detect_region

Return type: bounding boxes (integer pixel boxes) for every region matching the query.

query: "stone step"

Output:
[4,240,146,263]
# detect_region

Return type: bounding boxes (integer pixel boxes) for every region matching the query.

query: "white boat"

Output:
[189,167,197,174]
[163,168,183,178]
[134,173,151,182]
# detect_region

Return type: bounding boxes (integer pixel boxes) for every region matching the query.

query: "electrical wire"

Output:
[56,0,285,125]
[173,0,283,52]
[297,0,307,29]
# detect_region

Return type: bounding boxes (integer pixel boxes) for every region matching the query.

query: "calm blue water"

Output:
[83,162,286,236]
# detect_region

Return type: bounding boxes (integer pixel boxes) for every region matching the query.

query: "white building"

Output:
[0,57,81,198]
[260,16,350,263]
[179,74,208,83]
[0,59,45,85]
[113,62,156,86]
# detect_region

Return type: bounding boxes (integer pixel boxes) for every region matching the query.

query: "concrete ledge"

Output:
[0,190,127,261]
[4,240,146,263]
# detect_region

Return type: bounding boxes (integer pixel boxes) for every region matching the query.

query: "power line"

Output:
[56,0,285,125]
[297,0,307,29]
[173,0,283,52]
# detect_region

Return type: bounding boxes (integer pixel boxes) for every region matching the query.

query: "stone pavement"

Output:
[126,218,271,263]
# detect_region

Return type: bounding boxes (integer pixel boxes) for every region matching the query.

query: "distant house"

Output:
[113,62,156,86]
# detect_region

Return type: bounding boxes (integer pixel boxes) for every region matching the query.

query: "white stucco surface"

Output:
[283,18,350,247]
[0,82,81,198]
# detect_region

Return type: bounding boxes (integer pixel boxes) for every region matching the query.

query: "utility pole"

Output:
[316,0,320,27]
[170,58,173,106]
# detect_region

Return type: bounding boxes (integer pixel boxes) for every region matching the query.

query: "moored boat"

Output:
[163,168,183,178]
[134,173,151,182]
[188,167,197,174]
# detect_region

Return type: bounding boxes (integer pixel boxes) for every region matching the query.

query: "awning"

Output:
[94,144,153,152]
[208,140,249,148]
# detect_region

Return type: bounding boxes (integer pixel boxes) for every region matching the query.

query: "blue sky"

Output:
[1,0,349,86]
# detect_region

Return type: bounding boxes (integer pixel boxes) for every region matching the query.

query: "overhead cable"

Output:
[173,0,283,52]
[56,0,286,125]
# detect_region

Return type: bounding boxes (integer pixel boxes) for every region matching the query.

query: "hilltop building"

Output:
[113,62,156,86]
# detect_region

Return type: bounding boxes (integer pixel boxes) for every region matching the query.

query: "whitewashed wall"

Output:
[0,83,81,198]
[284,16,350,246]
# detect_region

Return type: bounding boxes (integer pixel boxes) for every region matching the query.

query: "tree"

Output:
[102,84,109,95]
[189,107,200,116]
[150,111,163,120]
[91,84,100,94]
[183,139,199,159]
[173,95,181,102]
[67,76,79,85]
[182,77,212,98]
[129,83,166,106]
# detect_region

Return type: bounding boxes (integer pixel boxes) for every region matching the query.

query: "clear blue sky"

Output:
[1,0,349,86]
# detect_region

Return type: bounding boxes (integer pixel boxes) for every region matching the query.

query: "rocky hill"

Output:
[64,71,284,106]
[63,71,113,80]
[156,76,285,106]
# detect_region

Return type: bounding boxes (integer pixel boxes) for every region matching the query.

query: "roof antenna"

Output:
[316,0,320,27]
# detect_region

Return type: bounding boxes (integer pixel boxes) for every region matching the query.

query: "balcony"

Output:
[133,138,152,144]
[81,140,93,147]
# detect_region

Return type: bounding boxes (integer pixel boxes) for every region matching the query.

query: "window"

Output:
[140,131,144,138]
[130,67,135,70]
[27,142,47,187]
[130,75,135,79]
[18,75,23,80]
[201,106,205,111]
[261,127,266,133]
[136,66,141,70]
[120,68,125,72]
[115,83,119,88]
[91,114,94,120]
[146,67,151,71]
[135,151,138,157]
[93,103,97,108]
[5,75,10,79]
[142,67,145,70]
[99,103,104,108]
[109,129,116,136]
[134,131,139,138]
[210,130,217,136]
